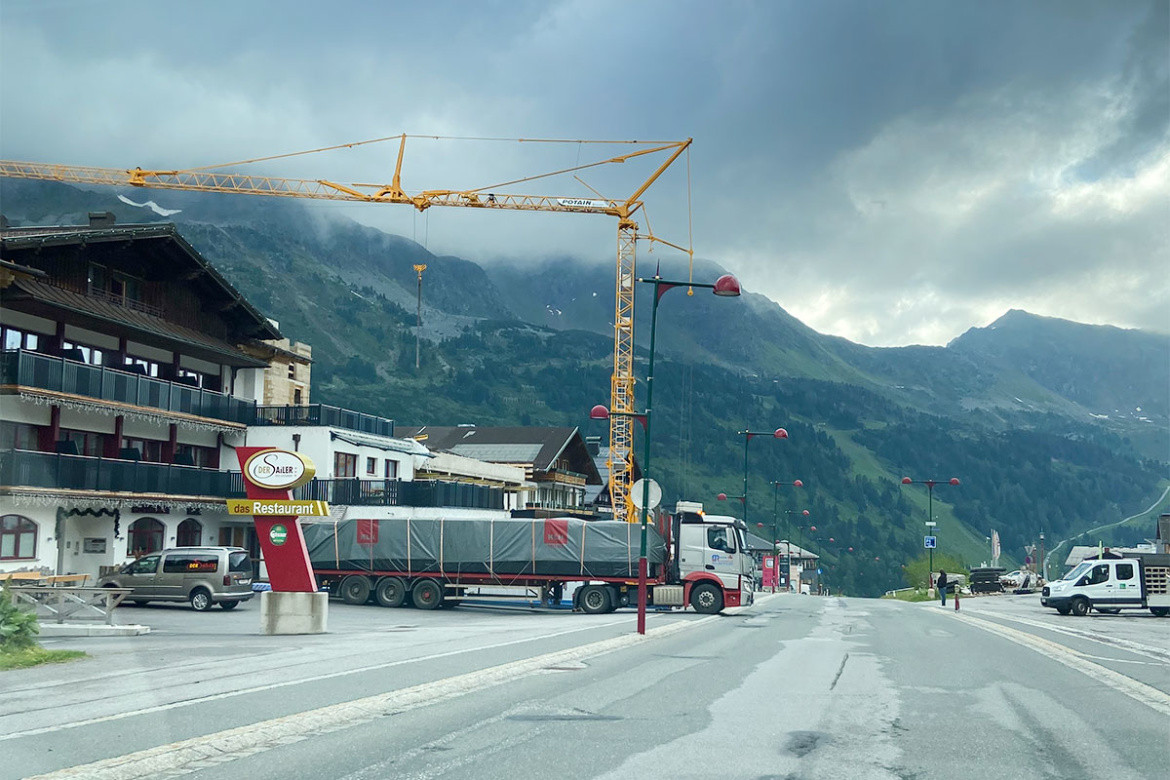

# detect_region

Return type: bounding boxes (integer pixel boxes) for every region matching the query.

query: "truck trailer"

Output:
[1041,554,1170,617]
[302,504,755,614]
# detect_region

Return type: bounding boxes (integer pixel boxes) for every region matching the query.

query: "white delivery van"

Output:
[1041,554,1170,617]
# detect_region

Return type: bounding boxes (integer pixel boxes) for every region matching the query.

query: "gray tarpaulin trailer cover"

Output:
[302,517,668,580]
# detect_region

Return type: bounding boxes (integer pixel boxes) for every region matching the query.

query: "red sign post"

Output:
[235,446,318,592]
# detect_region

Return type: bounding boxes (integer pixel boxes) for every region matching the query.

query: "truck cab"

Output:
[1041,555,1170,617]
[672,506,755,611]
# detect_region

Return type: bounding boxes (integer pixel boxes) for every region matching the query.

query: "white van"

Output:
[1041,555,1170,617]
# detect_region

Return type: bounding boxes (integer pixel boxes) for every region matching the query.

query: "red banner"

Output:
[543,518,569,546]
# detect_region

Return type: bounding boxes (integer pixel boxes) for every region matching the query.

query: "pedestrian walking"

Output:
[937,569,948,606]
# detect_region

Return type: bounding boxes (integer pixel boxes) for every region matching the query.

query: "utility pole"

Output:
[413,264,427,370]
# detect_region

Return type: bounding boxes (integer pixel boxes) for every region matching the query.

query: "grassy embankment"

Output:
[0,646,86,671]
[1,585,86,670]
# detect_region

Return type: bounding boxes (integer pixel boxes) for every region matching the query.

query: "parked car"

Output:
[1000,570,1027,588]
[100,547,255,611]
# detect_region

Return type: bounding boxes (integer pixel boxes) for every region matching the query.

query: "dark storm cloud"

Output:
[1,0,1165,345]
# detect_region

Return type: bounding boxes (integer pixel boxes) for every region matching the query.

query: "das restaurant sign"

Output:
[243,449,316,491]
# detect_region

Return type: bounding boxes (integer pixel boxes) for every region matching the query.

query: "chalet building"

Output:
[241,334,313,406]
[581,434,642,519]
[397,425,602,517]
[0,217,514,584]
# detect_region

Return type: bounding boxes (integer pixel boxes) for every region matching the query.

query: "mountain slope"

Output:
[3,178,1166,597]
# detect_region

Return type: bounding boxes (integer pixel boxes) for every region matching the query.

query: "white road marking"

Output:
[963,609,1170,662]
[947,611,1170,716]
[2,614,654,742]
[25,616,715,779]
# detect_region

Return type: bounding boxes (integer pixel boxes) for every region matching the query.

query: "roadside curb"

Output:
[39,624,151,637]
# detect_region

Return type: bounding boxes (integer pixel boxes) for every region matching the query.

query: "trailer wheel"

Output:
[411,578,444,610]
[690,583,724,614]
[1151,607,1170,617]
[374,577,407,608]
[1069,597,1090,616]
[579,585,611,614]
[339,575,372,605]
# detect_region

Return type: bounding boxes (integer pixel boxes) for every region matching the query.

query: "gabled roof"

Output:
[398,425,602,485]
[1,222,280,344]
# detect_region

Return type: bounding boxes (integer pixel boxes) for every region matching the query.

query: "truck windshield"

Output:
[1061,562,1091,581]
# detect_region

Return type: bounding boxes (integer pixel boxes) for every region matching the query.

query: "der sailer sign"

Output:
[235,447,319,593]
[243,449,316,490]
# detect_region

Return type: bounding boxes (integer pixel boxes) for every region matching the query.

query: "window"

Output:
[229,551,251,573]
[175,444,217,468]
[62,340,105,366]
[1115,563,1134,581]
[0,515,37,560]
[293,389,302,405]
[176,369,207,388]
[334,452,357,478]
[384,459,398,479]
[1,325,42,351]
[123,356,160,377]
[1084,564,1110,586]
[122,437,163,463]
[60,429,106,457]
[127,518,165,557]
[707,527,734,553]
[90,263,145,306]
[1,421,39,450]
[163,553,219,573]
[288,362,296,379]
[176,518,203,547]
[125,554,160,575]
[366,457,377,475]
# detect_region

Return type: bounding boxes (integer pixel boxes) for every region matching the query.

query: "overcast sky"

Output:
[2,0,1166,346]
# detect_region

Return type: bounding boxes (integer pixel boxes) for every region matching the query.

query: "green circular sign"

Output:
[269,524,288,546]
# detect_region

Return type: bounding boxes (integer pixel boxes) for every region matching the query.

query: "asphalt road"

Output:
[4,593,1168,779]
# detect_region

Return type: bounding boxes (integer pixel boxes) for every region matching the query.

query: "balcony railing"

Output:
[254,404,395,438]
[0,449,243,498]
[1,350,255,425]
[0,450,501,510]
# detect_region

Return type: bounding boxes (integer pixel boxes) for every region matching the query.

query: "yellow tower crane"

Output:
[0,135,694,521]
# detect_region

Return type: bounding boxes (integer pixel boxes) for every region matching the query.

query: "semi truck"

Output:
[301,502,755,615]
[1041,554,1170,617]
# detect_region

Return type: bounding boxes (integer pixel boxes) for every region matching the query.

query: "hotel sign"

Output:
[243,449,316,490]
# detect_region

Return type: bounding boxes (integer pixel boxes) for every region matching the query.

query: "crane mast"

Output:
[0,135,693,521]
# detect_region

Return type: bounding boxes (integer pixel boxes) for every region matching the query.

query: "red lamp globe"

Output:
[589,404,609,420]
[713,274,741,297]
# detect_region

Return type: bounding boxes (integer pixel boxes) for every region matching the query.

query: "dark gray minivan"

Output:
[101,547,255,611]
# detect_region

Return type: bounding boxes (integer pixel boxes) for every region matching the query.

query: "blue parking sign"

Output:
[924,535,937,549]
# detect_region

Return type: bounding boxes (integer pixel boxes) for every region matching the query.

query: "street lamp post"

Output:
[593,272,739,636]
[901,477,960,590]
[736,428,788,528]
[770,479,803,593]
[783,508,810,592]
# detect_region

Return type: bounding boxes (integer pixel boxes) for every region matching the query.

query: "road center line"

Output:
[946,611,1170,716]
[26,616,713,780]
